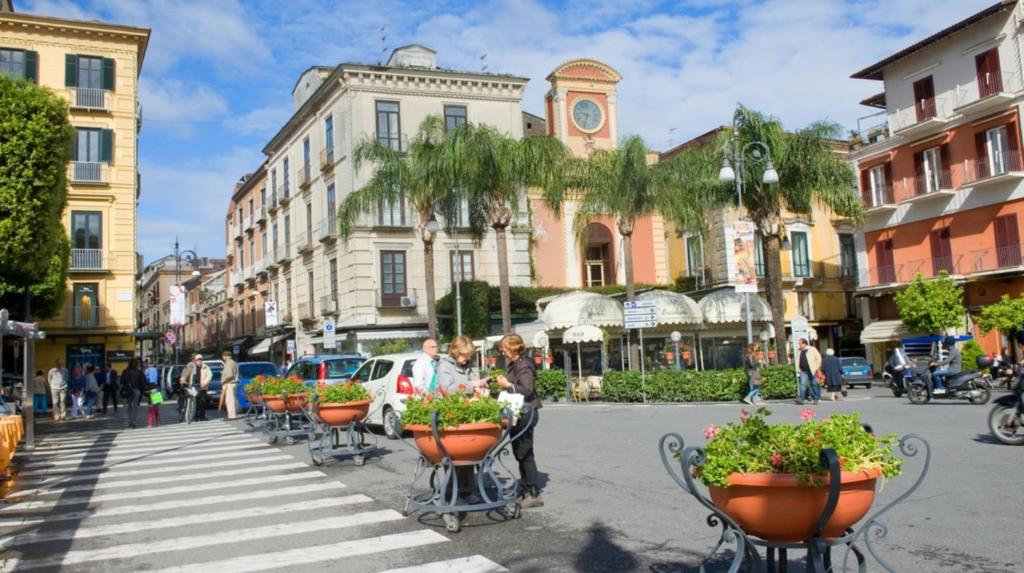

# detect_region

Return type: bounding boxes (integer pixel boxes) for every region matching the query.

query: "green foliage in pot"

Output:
[536,369,566,401]
[402,393,504,430]
[312,381,370,404]
[262,376,307,396]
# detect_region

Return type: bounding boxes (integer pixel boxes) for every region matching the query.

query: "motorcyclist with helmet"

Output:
[926,336,961,394]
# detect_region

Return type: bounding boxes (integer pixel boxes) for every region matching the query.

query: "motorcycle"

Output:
[884,361,914,398]
[989,365,1024,445]
[906,355,993,405]
[991,356,1015,390]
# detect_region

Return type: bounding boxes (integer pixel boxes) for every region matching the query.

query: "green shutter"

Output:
[65,54,77,87]
[102,57,114,91]
[100,129,113,163]
[24,51,37,83]
[69,129,79,162]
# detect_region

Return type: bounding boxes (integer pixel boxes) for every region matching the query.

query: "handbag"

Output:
[149,390,165,405]
[497,390,525,419]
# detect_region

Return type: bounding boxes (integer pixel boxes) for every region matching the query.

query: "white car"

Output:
[348,352,419,439]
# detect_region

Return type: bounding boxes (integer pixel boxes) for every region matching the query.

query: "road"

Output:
[1,385,1018,572]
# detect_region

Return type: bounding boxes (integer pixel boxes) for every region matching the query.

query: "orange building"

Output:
[850,0,1024,367]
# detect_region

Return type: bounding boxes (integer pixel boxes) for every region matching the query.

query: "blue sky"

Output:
[19,0,996,263]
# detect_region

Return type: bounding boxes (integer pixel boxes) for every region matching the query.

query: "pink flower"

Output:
[703,424,719,439]
[800,407,815,422]
[770,452,783,468]
[739,409,751,422]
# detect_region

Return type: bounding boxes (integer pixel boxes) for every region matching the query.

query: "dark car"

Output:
[285,354,366,386]
[236,361,280,410]
[839,357,874,388]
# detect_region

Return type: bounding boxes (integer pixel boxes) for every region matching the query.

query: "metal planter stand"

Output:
[242,392,267,432]
[658,430,930,573]
[402,408,533,533]
[306,389,385,467]
[262,392,314,445]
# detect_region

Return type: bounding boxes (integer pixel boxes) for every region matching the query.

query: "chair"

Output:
[571,377,588,403]
[584,376,603,399]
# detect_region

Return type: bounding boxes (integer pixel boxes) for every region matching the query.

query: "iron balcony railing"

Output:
[69,162,106,184]
[297,301,315,321]
[956,71,1021,107]
[70,248,103,270]
[320,147,335,170]
[909,170,953,197]
[317,215,337,242]
[864,184,895,208]
[297,165,312,189]
[256,205,267,224]
[968,243,1024,273]
[964,149,1023,182]
[68,305,104,328]
[68,87,110,111]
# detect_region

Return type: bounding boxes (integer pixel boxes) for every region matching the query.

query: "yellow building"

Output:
[0,9,149,371]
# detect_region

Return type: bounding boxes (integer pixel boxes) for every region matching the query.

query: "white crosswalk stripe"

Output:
[1,414,509,572]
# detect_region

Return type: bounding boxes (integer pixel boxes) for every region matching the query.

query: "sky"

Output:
[18,0,998,264]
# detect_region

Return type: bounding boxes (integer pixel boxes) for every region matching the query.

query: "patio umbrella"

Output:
[562,325,604,388]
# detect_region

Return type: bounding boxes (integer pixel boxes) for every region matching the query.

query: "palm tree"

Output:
[670,105,862,364]
[442,123,570,333]
[337,116,452,339]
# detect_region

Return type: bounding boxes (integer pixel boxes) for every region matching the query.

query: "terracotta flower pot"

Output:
[285,392,308,412]
[315,400,371,426]
[263,396,285,413]
[708,467,881,542]
[406,422,502,464]
[246,393,263,405]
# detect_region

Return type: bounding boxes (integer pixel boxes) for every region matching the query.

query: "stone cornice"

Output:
[0,13,149,68]
[546,58,622,83]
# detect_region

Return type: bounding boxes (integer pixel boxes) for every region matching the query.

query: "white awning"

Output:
[350,328,430,342]
[539,291,624,329]
[634,289,702,325]
[563,324,604,344]
[859,320,911,344]
[513,320,548,341]
[249,333,292,355]
[699,289,772,324]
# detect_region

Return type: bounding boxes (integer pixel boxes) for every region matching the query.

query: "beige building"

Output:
[0,10,149,371]
[136,256,224,362]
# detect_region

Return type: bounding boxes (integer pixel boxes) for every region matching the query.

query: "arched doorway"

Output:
[582,223,615,287]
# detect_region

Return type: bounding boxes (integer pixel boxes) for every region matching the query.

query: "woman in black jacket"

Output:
[120,359,147,429]
[495,333,543,509]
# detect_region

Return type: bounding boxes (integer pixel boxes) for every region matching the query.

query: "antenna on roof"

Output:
[480,53,488,73]
[378,26,388,65]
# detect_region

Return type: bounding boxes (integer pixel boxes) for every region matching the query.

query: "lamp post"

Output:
[718,111,780,346]
[671,330,682,371]
[173,237,201,365]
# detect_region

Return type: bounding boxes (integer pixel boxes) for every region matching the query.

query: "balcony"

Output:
[69,162,107,185]
[232,271,245,287]
[319,296,338,316]
[243,215,254,233]
[962,150,1024,187]
[297,301,316,323]
[320,147,336,171]
[68,305,104,329]
[296,233,315,255]
[967,243,1024,276]
[279,188,292,207]
[955,72,1022,118]
[317,215,338,242]
[256,205,267,225]
[70,248,105,271]
[254,258,267,276]
[230,222,242,241]
[275,245,291,264]
[67,87,110,112]
[901,171,955,204]
[377,288,418,309]
[268,194,280,214]
[891,98,951,139]
[297,165,312,191]
[863,185,897,214]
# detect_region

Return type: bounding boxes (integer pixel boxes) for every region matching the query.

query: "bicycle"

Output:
[180,383,197,424]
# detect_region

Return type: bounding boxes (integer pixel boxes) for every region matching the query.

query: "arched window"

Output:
[582,223,615,287]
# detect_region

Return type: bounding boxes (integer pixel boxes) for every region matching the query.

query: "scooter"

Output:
[991,356,1015,390]
[989,364,1024,445]
[906,355,993,405]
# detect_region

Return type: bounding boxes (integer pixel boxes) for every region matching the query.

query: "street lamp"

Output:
[670,330,682,371]
[719,111,780,346]
[173,237,201,365]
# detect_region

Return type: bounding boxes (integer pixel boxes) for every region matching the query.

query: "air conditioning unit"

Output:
[320,300,337,315]
[400,296,417,308]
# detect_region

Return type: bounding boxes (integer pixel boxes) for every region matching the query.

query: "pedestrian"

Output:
[144,360,159,387]
[69,365,85,419]
[179,354,212,422]
[411,338,440,393]
[796,338,822,405]
[220,350,239,420]
[83,365,100,418]
[101,362,119,414]
[742,343,763,405]
[495,333,544,509]
[31,370,48,414]
[121,359,146,429]
[821,348,844,401]
[48,360,68,422]
[434,336,489,502]
[146,383,163,427]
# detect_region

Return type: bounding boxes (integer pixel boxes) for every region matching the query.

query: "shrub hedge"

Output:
[602,365,797,403]
[536,368,567,401]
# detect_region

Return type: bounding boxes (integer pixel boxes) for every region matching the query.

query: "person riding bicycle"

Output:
[178,354,212,422]
[926,336,961,394]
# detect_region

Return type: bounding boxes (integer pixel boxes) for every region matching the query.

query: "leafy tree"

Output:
[668,105,862,364]
[977,294,1024,336]
[337,116,455,339]
[0,75,74,320]
[367,338,412,356]
[893,273,965,334]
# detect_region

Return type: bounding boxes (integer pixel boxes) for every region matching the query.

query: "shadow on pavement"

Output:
[572,523,639,572]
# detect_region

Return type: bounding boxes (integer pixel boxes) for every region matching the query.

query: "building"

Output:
[181,269,229,357]
[0,9,149,372]
[246,45,533,357]
[848,0,1024,368]
[136,255,224,362]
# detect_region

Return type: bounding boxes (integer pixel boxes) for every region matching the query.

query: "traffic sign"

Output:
[624,300,656,310]
[624,307,657,317]
[164,331,177,345]
[624,319,658,329]
[323,318,336,349]
[264,300,278,327]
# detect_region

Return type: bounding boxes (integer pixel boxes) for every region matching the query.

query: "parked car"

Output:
[348,352,418,439]
[204,360,225,405]
[839,356,874,388]
[236,361,280,410]
[285,354,366,386]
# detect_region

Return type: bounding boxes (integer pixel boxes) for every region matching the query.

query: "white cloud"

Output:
[139,78,230,138]
[225,106,294,137]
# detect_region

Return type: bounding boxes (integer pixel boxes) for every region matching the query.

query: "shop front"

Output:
[696,288,773,370]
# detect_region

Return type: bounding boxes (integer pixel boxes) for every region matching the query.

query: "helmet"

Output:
[942,336,957,347]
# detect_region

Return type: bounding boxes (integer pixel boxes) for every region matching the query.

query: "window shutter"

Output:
[102,58,115,91]
[24,51,37,83]
[883,162,894,202]
[929,230,942,260]
[860,169,871,204]
[100,129,113,163]
[913,150,923,175]
[995,216,1009,248]
[975,131,988,177]
[69,128,79,162]
[65,54,77,87]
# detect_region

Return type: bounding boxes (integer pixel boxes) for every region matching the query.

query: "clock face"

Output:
[572,99,603,132]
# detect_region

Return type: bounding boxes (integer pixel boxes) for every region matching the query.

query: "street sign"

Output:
[164,331,177,345]
[287,340,296,355]
[233,344,241,356]
[624,307,657,317]
[624,319,658,329]
[623,300,657,310]
[264,300,278,328]
[323,318,336,350]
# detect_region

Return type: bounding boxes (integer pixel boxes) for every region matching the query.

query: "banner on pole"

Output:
[169,285,187,327]
[732,221,759,293]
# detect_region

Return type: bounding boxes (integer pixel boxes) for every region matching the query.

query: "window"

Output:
[371,360,394,381]
[302,137,311,178]
[305,203,313,243]
[284,215,291,248]
[986,126,1011,175]
[71,211,102,250]
[912,76,936,121]
[271,169,278,203]
[286,278,292,315]
[283,157,290,196]
[685,235,704,282]
[378,195,406,226]
[350,360,374,383]
[797,292,812,319]
[74,128,112,163]
[306,270,314,315]
[261,232,268,259]
[376,101,401,151]
[450,250,474,284]
[65,55,113,90]
[995,214,1021,268]
[976,47,1003,98]
[584,246,606,286]
[329,258,338,302]
[326,183,336,219]
[260,188,267,209]
[0,48,35,82]
[380,251,407,305]
[791,231,810,277]
[915,145,948,195]
[444,105,467,132]
[449,197,470,227]
[72,283,100,328]
[754,233,765,277]
[272,223,279,249]
[238,244,244,269]
[845,291,858,319]
[249,240,255,268]
[929,227,953,275]
[875,240,895,283]
[324,115,334,160]
[839,234,857,278]
[248,199,254,220]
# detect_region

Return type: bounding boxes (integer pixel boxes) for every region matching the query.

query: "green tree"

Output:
[894,273,965,334]
[442,123,570,333]
[977,294,1024,336]
[0,76,74,320]
[337,116,454,339]
[669,105,862,364]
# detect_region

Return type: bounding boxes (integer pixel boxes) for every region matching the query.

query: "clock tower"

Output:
[544,59,622,157]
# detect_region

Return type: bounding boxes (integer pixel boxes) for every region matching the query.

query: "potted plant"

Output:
[309,381,371,425]
[691,407,903,542]
[245,375,267,405]
[401,390,506,464]
[261,376,308,413]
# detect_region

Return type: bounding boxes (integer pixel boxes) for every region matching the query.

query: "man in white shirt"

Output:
[47,359,68,422]
[411,338,440,393]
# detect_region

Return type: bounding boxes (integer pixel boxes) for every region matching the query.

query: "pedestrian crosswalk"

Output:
[0,410,508,572]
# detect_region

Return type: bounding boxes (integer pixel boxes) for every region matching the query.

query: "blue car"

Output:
[839,356,874,388]
[236,361,283,410]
